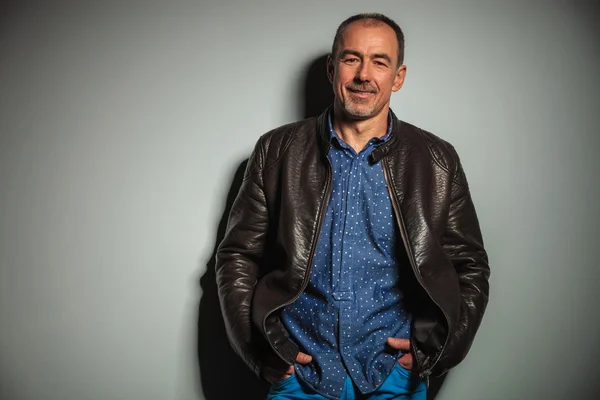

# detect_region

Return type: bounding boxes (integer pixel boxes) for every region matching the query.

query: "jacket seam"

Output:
[417,128,466,187]
[263,125,298,173]
[242,137,266,182]
[242,124,297,181]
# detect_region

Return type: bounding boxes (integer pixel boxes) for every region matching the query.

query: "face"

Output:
[328,20,406,120]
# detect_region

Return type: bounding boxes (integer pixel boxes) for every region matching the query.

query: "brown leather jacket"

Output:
[215,107,490,382]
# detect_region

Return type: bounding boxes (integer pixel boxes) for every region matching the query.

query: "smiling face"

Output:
[328,20,406,120]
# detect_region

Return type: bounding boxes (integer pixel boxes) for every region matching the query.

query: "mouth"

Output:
[347,88,376,99]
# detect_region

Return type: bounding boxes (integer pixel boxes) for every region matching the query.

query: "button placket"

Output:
[338,152,357,362]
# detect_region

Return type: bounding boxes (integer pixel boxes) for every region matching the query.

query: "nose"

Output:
[355,61,372,82]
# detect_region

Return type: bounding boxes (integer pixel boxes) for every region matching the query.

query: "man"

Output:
[216,13,490,400]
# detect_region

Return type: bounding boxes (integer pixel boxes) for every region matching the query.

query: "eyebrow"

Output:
[339,49,362,59]
[372,53,392,64]
[339,49,392,64]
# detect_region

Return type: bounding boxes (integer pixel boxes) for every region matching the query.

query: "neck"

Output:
[332,103,390,153]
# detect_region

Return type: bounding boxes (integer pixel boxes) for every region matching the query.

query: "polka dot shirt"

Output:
[280,112,412,399]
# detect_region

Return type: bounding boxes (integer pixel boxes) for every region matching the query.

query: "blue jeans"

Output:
[267,364,427,400]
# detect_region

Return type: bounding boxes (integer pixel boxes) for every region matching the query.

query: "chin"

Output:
[344,104,376,119]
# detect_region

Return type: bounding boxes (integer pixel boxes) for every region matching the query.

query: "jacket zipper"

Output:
[265,151,333,359]
[382,159,450,386]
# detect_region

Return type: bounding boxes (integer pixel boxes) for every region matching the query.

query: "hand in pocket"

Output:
[263,351,312,384]
[387,337,413,370]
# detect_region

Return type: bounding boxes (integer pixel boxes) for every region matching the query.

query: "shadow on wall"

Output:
[302,54,334,119]
[196,54,332,400]
[196,54,446,400]
[196,157,265,400]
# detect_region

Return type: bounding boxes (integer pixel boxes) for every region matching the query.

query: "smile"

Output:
[348,89,375,98]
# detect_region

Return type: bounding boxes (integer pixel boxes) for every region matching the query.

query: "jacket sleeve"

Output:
[215,138,271,377]
[434,152,490,376]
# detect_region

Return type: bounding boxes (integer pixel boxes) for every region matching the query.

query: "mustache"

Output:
[346,84,377,93]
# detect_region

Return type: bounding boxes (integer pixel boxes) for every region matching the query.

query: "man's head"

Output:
[327,13,407,120]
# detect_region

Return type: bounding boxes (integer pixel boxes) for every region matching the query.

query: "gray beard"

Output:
[342,98,377,118]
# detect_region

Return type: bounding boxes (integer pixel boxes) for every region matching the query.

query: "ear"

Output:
[326,54,335,84]
[392,64,407,92]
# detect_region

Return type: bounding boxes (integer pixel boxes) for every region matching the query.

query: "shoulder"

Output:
[255,116,319,164]
[398,119,463,179]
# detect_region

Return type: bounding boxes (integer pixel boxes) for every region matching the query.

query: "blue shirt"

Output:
[280,112,412,399]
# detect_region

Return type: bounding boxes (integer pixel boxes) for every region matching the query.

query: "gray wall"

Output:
[1,1,598,399]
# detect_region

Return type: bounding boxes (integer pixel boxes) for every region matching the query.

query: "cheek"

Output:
[336,69,354,85]
[378,77,396,92]
[335,80,348,95]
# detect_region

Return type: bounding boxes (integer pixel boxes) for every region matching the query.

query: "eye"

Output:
[375,61,387,67]
[343,58,359,64]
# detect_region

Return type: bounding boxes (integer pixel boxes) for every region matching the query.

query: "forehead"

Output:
[338,20,398,57]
